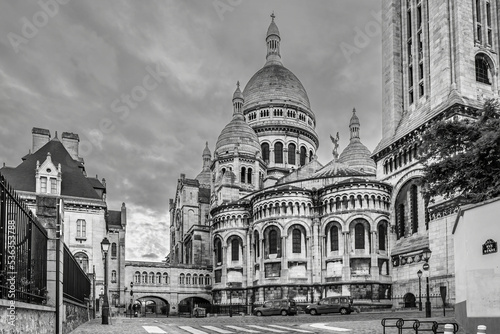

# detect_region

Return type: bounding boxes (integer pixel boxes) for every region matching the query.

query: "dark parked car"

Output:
[253,299,298,316]
[305,296,353,315]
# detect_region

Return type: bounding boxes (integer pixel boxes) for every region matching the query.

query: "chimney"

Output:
[32,128,51,153]
[61,132,80,160]
[121,202,127,227]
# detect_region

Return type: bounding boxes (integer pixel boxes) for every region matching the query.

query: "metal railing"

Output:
[63,243,91,304]
[0,174,48,305]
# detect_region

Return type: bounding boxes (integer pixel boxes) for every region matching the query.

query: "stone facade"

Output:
[0,300,56,334]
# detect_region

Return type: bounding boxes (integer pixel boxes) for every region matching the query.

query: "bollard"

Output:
[444,324,455,334]
[477,325,487,334]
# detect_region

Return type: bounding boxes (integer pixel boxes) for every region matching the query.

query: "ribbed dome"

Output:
[215,113,261,156]
[267,19,280,37]
[338,140,376,174]
[243,64,311,110]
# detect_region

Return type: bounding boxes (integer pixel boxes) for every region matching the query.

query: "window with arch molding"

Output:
[300,147,307,166]
[111,270,117,283]
[262,143,270,162]
[74,252,88,273]
[240,167,246,183]
[355,223,365,249]
[163,273,169,284]
[179,274,185,285]
[193,274,198,285]
[149,272,155,284]
[475,53,492,84]
[142,272,147,284]
[215,238,223,264]
[330,225,339,251]
[274,142,283,164]
[378,224,387,251]
[231,238,239,261]
[269,230,278,254]
[134,271,141,283]
[247,168,253,184]
[156,272,161,284]
[288,143,296,165]
[111,242,117,258]
[186,274,191,285]
[292,228,301,253]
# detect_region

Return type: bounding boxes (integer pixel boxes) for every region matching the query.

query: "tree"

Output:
[419,99,500,203]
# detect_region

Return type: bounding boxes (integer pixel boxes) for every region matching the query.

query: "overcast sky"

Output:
[0,0,382,261]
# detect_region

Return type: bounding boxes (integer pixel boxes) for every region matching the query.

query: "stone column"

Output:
[312,218,321,284]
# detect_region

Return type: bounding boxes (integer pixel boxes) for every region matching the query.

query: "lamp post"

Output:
[101,237,110,325]
[417,270,423,311]
[130,281,134,318]
[422,248,432,318]
[227,282,232,317]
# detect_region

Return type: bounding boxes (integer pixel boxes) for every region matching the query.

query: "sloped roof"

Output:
[87,177,105,189]
[0,138,101,199]
[107,210,122,228]
[313,159,373,178]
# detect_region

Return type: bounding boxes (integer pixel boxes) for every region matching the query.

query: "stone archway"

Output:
[136,296,170,316]
[403,292,416,308]
[178,297,211,314]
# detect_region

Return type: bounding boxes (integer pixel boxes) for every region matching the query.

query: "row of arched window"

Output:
[134,271,170,285]
[179,273,211,285]
[240,167,253,184]
[383,144,419,174]
[321,194,390,213]
[214,221,388,265]
[245,109,311,124]
[261,143,313,166]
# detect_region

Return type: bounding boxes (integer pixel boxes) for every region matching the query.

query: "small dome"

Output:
[215,113,261,156]
[202,141,211,157]
[233,81,243,101]
[338,140,376,174]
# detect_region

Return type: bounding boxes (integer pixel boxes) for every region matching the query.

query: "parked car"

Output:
[253,299,298,316]
[305,296,354,315]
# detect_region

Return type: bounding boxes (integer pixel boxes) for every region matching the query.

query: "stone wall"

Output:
[62,300,89,334]
[0,300,55,334]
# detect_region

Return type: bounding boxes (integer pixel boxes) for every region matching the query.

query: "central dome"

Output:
[243,64,311,111]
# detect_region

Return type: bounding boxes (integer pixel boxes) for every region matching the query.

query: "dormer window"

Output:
[36,152,61,195]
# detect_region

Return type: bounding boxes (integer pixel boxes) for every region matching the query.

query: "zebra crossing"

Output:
[142,323,320,333]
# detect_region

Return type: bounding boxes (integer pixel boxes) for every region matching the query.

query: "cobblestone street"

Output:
[69,310,466,334]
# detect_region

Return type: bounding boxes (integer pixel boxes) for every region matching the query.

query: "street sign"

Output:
[423,263,430,271]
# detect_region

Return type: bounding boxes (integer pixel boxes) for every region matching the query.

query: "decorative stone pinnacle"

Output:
[271,12,275,21]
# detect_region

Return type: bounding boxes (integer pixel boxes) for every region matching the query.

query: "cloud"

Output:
[0,0,383,262]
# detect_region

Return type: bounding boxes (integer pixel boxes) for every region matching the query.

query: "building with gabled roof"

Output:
[1,128,127,315]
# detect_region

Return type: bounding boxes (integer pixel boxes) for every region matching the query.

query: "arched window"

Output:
[205,275,211,285]
[475,54,491,84]
[300,147,307,166]
[193,274,198,285]
[111,242,117,258]
[355,223,365,249]
[269,230,278,254]
[254,231,260,260]
[262,143,270,162]
[378,224,387,251]
[186,274,191,285]
[330,226,339,251]
[156,272,161,284]
[76,219,86,238]
[274,142,283,164]
[397,204,406,239]
[288,143,296,165]
[179,274,185,285]
[247,168,253,184]
[142,271,147,284]
[240,167,246,183]
[309,150,313,162]
[74,252,88,273]
[134,271,141,284]
[215,239,222,264]
[149,272,155,284]
[111,270,117,283]
[231,238,239,261]
[292,228,301,253]
[163,273,169,284]
[411,184,419,233]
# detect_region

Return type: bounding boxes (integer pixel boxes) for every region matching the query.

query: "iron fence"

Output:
[63,243,91,304]
[0,174,48,305]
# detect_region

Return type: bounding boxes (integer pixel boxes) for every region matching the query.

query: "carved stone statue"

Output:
[330,132,340,160]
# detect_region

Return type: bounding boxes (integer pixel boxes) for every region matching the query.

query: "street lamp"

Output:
[417,270,423,311]
[422,248,432,318]
[130,281,134,318]
[101,237,111,325]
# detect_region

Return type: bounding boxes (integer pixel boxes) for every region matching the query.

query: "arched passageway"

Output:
[135,296,170,316]
[178,297,211,314]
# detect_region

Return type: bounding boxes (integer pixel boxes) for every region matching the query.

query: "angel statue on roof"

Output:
[330,132,340,160]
